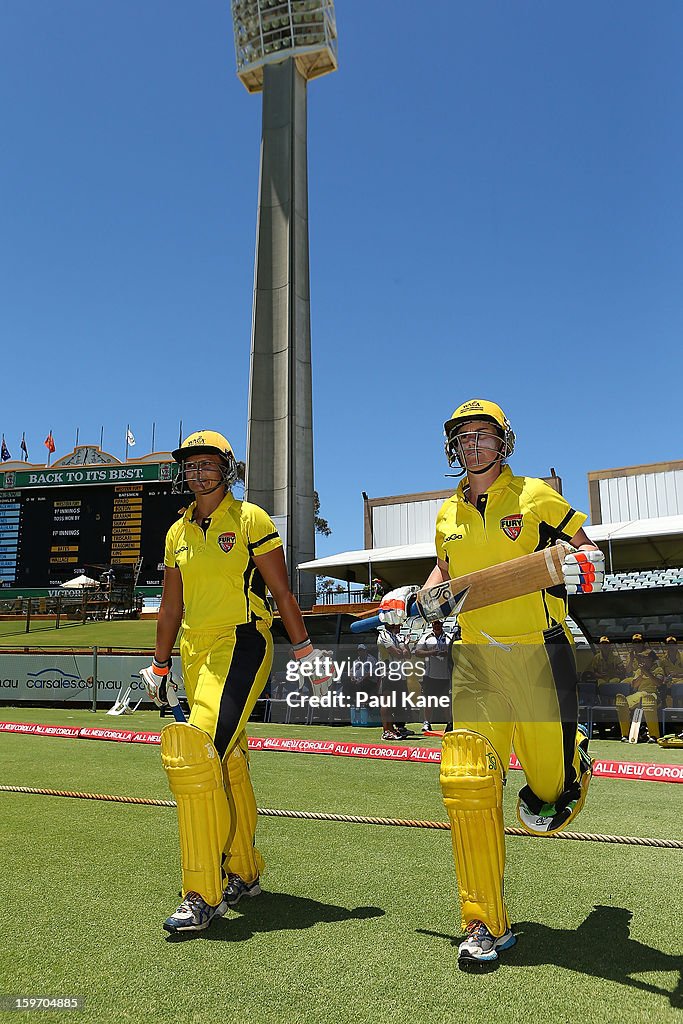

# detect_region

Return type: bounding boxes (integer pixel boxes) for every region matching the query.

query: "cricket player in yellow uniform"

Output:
[662,636,683,688]
[616,635,664,742]
[378,400,604,968]
[591,637,627,686]
[141,431,328,933]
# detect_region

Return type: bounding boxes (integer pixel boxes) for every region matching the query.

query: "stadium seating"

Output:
[602,568,683,591]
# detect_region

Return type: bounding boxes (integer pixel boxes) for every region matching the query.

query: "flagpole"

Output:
[75,427,79,447]
[100,426,104,449]
[178,420,183,448]
[151,422,156,452]
[47,428,52,468]
[125,424,129,462]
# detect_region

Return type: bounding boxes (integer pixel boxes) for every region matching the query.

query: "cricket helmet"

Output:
[172,430,235,463]
[444,399,515,472]
[171,430,237,494]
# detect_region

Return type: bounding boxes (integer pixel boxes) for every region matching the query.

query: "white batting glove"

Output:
[139,659,179,709]
[377,586,419,625]
[291,641,335,697]
[562,550,605,595]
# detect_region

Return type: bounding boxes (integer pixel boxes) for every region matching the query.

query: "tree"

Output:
[313,491,335,598]
[314,490,331,536]
[317,577,345,599]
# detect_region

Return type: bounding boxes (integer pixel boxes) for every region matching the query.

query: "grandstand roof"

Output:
[299,542,435,588]
[588,514,683,570]
[298,516,683,587]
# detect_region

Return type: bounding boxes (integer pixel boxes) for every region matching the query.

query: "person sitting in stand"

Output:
[661,636,683,691]
[590,636,628,703]
[616,636,665,743]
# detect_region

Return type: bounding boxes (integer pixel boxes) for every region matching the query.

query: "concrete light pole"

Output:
[230,1,338,607]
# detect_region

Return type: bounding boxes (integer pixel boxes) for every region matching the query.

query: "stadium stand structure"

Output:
[568,569,683,643]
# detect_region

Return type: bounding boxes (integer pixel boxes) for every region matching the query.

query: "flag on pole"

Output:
[44,432,56,454]
[126,428,136,447]
[1,436,10,462]
[20,434,28,461]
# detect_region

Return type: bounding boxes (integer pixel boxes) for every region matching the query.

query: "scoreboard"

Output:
[0,459,183,591]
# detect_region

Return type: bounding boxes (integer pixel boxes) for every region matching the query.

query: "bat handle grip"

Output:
[349,597,420,634]
[170,702,187,723]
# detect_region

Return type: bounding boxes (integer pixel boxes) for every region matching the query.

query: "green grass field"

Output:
[0,619,161,650]
[1,708,681,1023]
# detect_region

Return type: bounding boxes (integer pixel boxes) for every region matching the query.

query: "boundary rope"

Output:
[1,785,681,849]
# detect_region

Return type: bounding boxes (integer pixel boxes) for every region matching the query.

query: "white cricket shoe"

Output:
[458,920,516,969]
[163,890,228,933]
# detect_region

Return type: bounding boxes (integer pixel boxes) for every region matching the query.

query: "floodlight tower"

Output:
[230,1,337,608]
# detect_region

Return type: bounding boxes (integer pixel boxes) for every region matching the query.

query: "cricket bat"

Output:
[628,705,643,744]
[349,541,572,633]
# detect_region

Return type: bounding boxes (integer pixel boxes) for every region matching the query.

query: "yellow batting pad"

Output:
[222,735,265,884]
[615,694,631,739]
[658,735,683,749]
[440,729,509,937]
[640,693,660,741]
[161,723,229,907]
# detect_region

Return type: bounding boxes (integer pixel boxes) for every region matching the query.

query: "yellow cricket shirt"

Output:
[164,492,282,630]
[435,466,586,641]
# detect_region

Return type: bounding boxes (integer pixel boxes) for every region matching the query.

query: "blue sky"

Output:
[1,1,681,557]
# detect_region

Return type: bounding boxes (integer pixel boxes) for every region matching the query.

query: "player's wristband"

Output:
[292,638,314,660]
[152,657,171,675]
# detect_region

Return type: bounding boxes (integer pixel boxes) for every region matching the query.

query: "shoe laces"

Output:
[465,919,490,941]
[180,890,204,909]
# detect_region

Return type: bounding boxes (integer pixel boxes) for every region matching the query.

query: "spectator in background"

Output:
[590,636,628,703]
[351,644,377,689]
[413,619,452,733]
[347,644,378,719]
[661,636,683,688]
[616,638,664,743]
[269,670,288,700]
[371,577,387,601]
[623,632,647,676]
[376,622,412,741]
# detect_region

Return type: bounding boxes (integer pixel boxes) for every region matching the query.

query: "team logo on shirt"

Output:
[500,514,523,540]
[218,532,236,553]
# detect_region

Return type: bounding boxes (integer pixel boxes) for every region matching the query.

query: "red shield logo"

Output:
[500,515,523,541]
[218,532,236,553]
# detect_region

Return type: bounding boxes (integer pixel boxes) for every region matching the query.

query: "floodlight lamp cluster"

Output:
[231,0,338,92]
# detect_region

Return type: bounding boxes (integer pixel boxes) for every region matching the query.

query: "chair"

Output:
[268,698,293,725]
[662,683,683,734]
[589,704,622,738]
[588,680,631,738]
